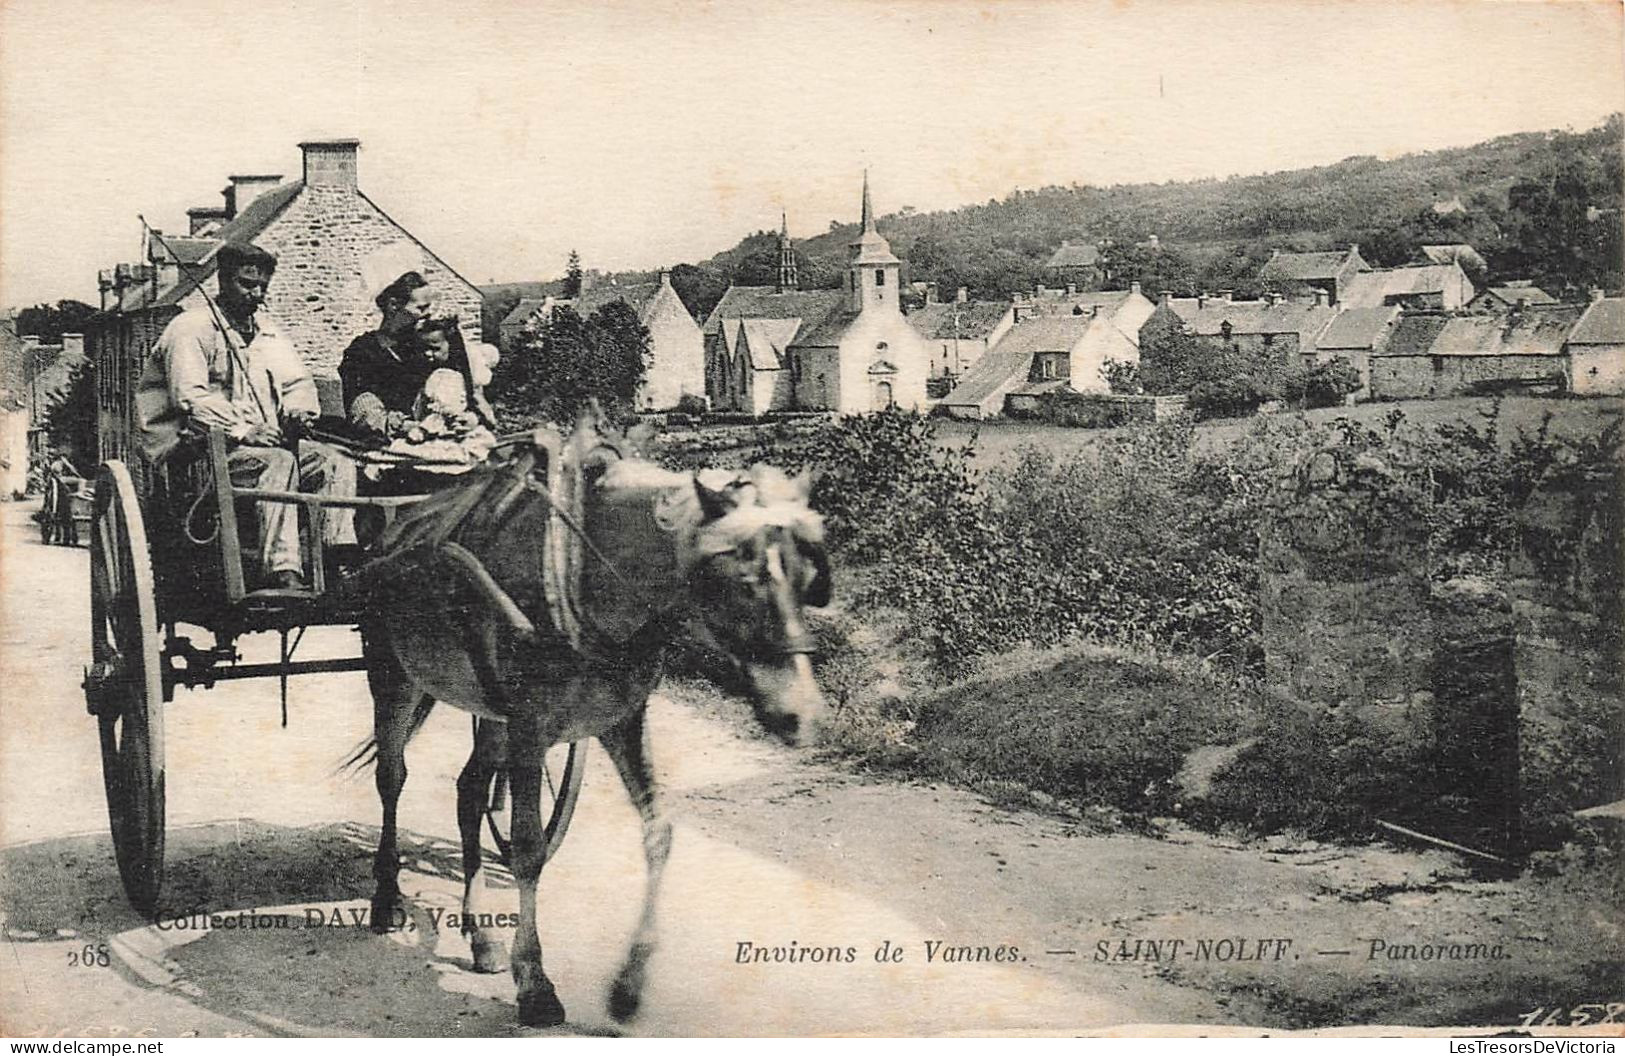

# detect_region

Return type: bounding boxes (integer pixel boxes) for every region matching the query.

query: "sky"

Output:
[1,0,1621,309]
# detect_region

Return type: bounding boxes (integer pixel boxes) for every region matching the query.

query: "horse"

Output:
[354,418,831,1028]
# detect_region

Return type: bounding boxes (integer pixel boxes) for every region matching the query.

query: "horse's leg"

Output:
[598,704,672,1023]
[457,717,508,973]
[366,631,428,932]
[507,713,566,1027]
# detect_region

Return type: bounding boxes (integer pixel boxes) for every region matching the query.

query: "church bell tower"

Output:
[776,211,798,293]
[847,171,901,314]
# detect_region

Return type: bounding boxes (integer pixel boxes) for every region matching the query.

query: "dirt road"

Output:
[2,499,1618,1037]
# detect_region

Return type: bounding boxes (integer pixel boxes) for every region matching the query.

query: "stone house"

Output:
[1141,290,1338,373]
[1311,305,1402,398]
[1420,243,1488,277]
[1042,239,1103,288]
[1368,306,1581,401]
[576,274,705,410]
[495,272,705,410]
[904,292,1014,386]
[144,140,482,375]
[1339,262,1475,311]
[1258,245,1369,305]
[702,177,932,415]
[1563,296,1624,396]
[937,287,1153,418]
[498,296,558,353]
[0,324,88,494]
[87,138,483,471]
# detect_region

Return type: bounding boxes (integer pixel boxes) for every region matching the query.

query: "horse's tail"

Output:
[336,696,438,774]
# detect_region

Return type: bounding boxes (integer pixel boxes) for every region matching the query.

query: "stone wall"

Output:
[256,185,483,377]
[1260,446,1622,854]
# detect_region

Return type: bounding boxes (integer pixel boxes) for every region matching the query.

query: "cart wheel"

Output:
[485,741,585,866]
[86,462,166,917]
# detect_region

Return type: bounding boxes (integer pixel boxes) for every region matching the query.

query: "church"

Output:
[702,177,932,415]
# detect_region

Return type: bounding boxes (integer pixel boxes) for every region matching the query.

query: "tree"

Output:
[562,250,584,299]
[492,301,652,427]
[16,300,96,343]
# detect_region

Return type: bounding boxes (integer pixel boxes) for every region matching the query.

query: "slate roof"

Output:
[794,308,863,347]
[1475,286,1560,308]
[701,286,845,340]
[1339,264,1464,307]
[577,280,661,320]
[738,318,799,370]
[1259,249,1356,282]
[1045,241,1101,268]
[943,315,1093,408]
[154,182,304,306]
[1316,306,1401,351]
[1567,297,1625,345]
[906,301,1009,341]
[1380,314,1452,357]
[1182,300,1337,343]
[1380,306,1583,358]
[1421,243,1487,270]
[152,236,219,266]
[501,297,551,329]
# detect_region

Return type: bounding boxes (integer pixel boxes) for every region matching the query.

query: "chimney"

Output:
[1130,281,1142,298]
[1218,289,1233,303]
[62,333,85,360]
[658,268,672,287]
[956,286,968,303]
[1348,243,1360,259]
[1589,287,1604,303]
[1514,296,1528,314]
[1064,283,1077,297]
[1266,291,1282,306]
[1312,289,1328,307]
[98,269,115,311]
[226,174,283,215]
[1035,283,1048,298]
[300,139,360,189]
[187,206,229,236]
[1158,290,1172,307]
[1197,293,1207,309]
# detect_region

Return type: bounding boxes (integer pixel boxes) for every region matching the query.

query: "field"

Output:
[933,396,1625,471]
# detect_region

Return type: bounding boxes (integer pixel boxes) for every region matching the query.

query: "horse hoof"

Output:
[608,977,642,1023]
[469,934,509,974]
[517,987,567,1028]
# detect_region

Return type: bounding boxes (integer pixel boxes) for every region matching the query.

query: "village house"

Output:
[1310,305,1401,398]
[1420,243,1488,277]
[0,323,88,495]
[498,296,557,353]
[937,284,1154,419]
[1368,305,1581,400]
[904,289,1015,389]
[1141,290,1338,370]
[1563,295,1624,396]
[1042,239,1104,288]
[702,178,932,415]
[1258,245,1369,305]
[494,269,705,410]
[87,138,484,468]
[1467,283,1560,312]
[1338,261,1475,311]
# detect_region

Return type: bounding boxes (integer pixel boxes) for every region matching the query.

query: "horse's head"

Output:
[685,465,831,747]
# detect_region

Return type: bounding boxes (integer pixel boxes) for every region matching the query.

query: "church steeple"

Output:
[847,170,901,314]
[776,211,798,293]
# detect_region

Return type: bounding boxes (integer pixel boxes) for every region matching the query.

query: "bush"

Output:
[1100,357,1143,395]
[1305,357,1363,408]
[674,392,709,416]
[1188,375,1269,420]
